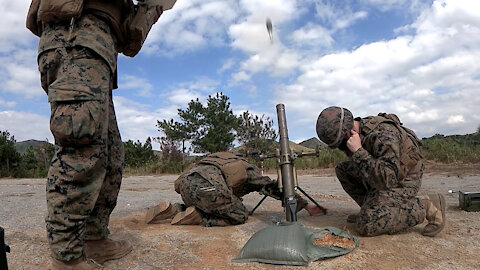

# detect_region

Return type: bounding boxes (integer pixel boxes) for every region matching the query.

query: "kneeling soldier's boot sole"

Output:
[423,193,446,237]
[145,201,180,224]
[171,206,203,225]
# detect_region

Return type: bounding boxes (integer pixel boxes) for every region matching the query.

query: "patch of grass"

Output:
[124,158,199,175]
[7,133,479,178]
[420,133,480,163]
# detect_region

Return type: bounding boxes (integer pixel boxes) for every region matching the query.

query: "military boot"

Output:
[145,201,183,224]
[48,256,102,270]
[85,238,133,265]
[422,193,446,237]
[171,206,203,225]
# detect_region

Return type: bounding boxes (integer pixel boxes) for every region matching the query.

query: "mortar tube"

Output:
[276,104,297,222]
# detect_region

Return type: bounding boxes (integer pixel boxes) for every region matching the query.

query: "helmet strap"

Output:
[329,107,344,147]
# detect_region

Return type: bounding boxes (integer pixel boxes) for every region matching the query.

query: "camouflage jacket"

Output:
[176,163,277,198]
[349,116,423,191]
[39,13,118,78]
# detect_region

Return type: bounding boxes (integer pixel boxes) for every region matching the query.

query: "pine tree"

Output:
[236,111,277,155]
[158,92,239,154]
[0,130,21,177]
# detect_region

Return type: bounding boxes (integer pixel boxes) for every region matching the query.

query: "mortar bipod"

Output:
[249,153,327,216]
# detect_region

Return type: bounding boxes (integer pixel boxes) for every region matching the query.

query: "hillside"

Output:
[420,132,480,163]
[288,141,315,153]
[421,132,480,143]
[299,137,326,149]
[14,139,52,155]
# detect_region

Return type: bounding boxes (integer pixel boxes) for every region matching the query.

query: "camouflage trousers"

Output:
[336,161,426,236]
[178,166,249,226]
[39,47,124,261]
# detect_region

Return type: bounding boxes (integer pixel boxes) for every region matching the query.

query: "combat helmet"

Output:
[316,106,354,148]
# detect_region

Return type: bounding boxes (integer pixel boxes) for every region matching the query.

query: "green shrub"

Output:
[124,157,199,175]
[420,133,480,163]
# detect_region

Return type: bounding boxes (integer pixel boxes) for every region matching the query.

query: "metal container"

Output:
[459,191,480,212]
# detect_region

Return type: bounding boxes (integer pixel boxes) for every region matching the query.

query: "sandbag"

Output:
[232,222,358,266]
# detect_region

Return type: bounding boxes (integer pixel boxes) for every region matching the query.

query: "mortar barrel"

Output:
[276,104,297,222]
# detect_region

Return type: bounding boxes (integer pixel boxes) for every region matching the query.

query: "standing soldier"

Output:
[316,106,446,237]
[146,152,325,226]
[26,0,170,268]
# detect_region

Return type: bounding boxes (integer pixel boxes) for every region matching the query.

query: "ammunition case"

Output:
[459,191,480,212]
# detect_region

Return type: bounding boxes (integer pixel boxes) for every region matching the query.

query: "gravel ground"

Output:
[1,169,479,270]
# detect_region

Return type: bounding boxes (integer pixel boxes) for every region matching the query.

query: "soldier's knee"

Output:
[356,221,384,237]
[230,213,248,225]
[356,210,392,237]
[229,216,247,225]
[227,205,249,225]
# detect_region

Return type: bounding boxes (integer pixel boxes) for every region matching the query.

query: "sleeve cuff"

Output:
[352,147,369,163]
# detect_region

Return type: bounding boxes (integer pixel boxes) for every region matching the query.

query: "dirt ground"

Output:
[1,163,479,270]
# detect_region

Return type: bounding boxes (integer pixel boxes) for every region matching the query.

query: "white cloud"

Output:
[291,23,334,47]
[271,0,480,138]
[179,77,220,92]
[0,49,42,98]
[168,88,201,105]
[0,1,35,53]
[361,0,408,11]
[0,98,16,108]
[312,1,367,30]
[0,111,52,142]
[447,115,465,124]
[229,20,274,54]
[162,77,220,104]
[120,75,154,97]
[114,96,180,150]
[143,0,238,55]
[333,10,367,30]
[232,71,251,82]
[217,58,235,73]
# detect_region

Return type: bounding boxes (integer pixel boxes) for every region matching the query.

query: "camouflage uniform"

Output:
[335,116,426,236]
[176,154,308,227]
[38,13,125,261]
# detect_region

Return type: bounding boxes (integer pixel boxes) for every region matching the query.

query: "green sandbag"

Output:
[232,222,358,266]
[233,222,309,265]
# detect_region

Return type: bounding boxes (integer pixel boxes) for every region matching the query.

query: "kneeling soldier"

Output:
[146,152,324,226]
[316,106,446,237]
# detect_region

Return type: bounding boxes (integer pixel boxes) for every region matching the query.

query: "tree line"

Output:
[0,131,54,178]
[0,131,164,178]
[0,93,279,177]
[4,91,476,178]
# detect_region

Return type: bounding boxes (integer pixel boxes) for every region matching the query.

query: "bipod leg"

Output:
[249,195,268,216]
[296,186,327,214]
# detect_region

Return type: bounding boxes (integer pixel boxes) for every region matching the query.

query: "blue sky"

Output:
[1,0,480,150]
